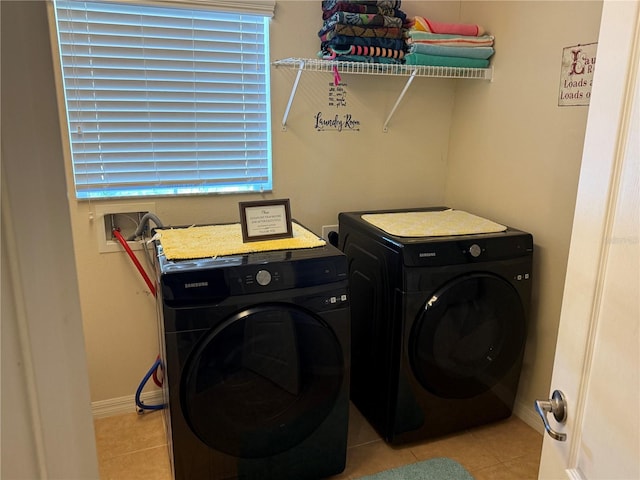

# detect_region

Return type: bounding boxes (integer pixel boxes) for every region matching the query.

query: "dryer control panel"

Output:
[468,244,482,258]
[403,232,534,267]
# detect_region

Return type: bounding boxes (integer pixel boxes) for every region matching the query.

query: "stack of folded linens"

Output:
[318,0,409,64]
[405,15,494,68]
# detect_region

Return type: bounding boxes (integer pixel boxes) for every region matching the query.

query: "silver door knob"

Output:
[535,389,567,441]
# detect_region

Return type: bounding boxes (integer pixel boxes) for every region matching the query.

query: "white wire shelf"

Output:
[272,57,493,80]
[272,57,493,131]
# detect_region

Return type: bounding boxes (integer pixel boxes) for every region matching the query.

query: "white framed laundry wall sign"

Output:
[558,42,597,106]
[314,81,362,132]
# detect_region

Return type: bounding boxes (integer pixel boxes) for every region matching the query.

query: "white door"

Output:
[537,1,639,478]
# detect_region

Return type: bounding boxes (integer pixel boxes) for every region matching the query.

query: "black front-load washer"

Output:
[154,239,350,480]
[338,207,533,444]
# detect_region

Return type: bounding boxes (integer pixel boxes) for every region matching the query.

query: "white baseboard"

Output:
[514,398,545,435]
[91,390,165,419]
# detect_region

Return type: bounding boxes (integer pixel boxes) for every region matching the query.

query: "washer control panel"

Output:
[158,241,349,302]
[255,269,272,286]
[240,268,282,289]
[326,293,349,306]
[226,256,346,295]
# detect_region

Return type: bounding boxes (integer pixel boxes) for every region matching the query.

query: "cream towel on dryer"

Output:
[361,209,506,237]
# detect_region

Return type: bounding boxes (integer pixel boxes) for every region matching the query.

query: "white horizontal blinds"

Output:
[54,0,273,198]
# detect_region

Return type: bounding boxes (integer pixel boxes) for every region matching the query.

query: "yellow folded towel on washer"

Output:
[362,209,506,237]
[156,222,325,260]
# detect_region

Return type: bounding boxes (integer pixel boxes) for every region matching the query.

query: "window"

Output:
[52,0,274,199]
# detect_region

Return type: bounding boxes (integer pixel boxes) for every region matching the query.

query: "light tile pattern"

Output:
[94,410,172,480]
[94,404,542,479]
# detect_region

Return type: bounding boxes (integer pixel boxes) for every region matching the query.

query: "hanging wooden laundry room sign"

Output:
[558,42,597,107]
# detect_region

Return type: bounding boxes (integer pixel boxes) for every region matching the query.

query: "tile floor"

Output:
[94,403,543,480]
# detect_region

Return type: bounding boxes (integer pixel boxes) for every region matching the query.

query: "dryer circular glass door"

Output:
[409,273,526,399]
[180,303,344,458]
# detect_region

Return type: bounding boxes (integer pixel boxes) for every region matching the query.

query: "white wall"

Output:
[445,1,603,426]
[1,2,99,477]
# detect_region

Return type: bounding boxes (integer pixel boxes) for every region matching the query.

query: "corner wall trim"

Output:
[514,399,545,435]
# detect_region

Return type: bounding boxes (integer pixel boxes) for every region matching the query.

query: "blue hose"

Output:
[135,357,166,412]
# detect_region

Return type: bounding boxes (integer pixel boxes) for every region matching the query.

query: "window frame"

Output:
[49,0,275,200]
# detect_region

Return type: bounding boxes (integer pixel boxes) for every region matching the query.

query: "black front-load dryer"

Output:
[338,207,533,445]
[155,241,350,479]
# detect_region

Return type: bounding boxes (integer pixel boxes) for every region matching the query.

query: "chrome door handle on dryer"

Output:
[535,390,567,441]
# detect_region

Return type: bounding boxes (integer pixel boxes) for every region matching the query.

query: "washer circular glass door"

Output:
[180,303,344,458]
[410,273,526,399]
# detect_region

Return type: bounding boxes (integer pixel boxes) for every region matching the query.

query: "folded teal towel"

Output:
[410,43,494,59]
[405,52,490,68]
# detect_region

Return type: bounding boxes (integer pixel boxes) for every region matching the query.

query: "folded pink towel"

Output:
[411,16,485,36]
